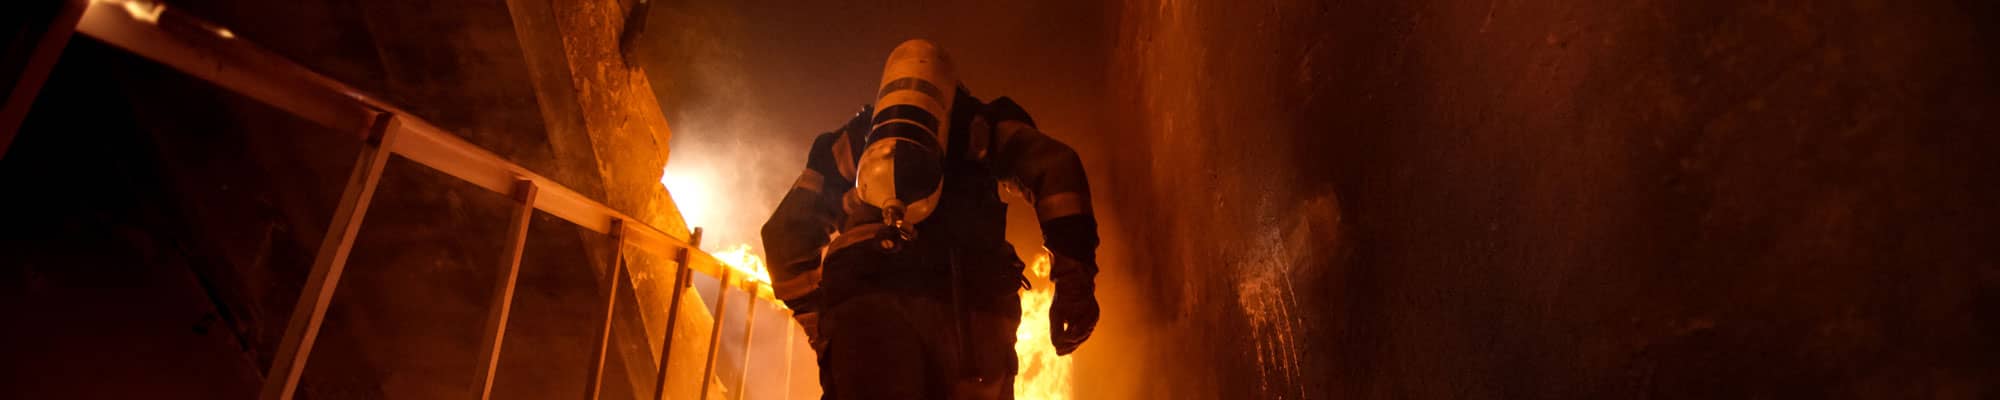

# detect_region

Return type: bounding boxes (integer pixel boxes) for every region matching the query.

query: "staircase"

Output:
[1,0,809,399]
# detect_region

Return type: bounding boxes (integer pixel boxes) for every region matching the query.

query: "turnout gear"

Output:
[985,98,1102,355]
[760,39,1102,399]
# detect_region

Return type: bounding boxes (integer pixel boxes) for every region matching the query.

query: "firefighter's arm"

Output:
[761,131,848,325]
[985,97,1099,266]
[984,97,1101,355]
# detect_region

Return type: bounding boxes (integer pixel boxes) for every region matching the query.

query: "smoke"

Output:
[638,2,1125,399]
[660,101,790,251]
[647,3,807,252]
[645,11,833,397]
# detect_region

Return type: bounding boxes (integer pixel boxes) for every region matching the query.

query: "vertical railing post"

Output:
[582,219,628,400]
[259,112,399,400]
[653,227,702,400]
[0,0,87,159]
[473,178,539,399]
[697,270,733,400]
[731,298,758,400]
[781,309,795,400]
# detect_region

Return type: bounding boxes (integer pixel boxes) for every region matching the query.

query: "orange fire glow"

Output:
[667,165,1070,396]
[712,243,772,285]
[1015,254,1073,399]
[662,166,771,288]
[661,165,769,280]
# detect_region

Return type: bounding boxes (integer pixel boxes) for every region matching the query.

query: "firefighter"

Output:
[761,39,1100,399]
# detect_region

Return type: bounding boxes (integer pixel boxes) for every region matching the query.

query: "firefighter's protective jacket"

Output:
[760,97,1099,323]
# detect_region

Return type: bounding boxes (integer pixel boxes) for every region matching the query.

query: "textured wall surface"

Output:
[640,1,1999,398]
[1098,0,2000,398]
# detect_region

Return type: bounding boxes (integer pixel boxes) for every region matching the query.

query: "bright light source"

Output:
[713,243,772,285]
[662,164,771,288]
[99,0,166,24]
[662,166,716,230]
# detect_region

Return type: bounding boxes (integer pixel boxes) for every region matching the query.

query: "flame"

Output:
[1015,255,1073,399]
[660,165,768,283]
[663,158,1066,394]
[712,243,771,285]
[661,165,771,293]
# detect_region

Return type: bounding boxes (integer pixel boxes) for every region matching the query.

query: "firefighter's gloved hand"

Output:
[1049,254,1098,355]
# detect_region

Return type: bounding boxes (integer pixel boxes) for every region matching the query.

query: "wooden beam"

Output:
[582,219,628,400]
[259,112,397,400]
[616,0,651,67]
[500,0,603,203]
[1,0,86,158]
[652,227,702,400]
[473,178,539,399]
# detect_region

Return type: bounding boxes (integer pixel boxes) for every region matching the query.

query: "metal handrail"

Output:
[74,0,774,299]
[61,1,786,399]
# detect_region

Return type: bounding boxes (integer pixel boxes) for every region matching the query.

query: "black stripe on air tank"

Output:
[867,121,942,152]
[876,77,945,102]
[872,104,941,134]
[885,140,944,204]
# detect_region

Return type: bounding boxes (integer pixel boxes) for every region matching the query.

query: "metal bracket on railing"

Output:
[472,178,539,399]
[583,218,628,400]
[259,111,397,400]
[731,295,759,400]
[698,266,734,400]
[653,227,703,400]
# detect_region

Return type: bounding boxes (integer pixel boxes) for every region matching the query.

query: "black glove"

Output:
[1048,254,1099,355]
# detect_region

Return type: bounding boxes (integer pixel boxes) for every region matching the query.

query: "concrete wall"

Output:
[633,1,1998,398]
[1098,0,2000,398]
